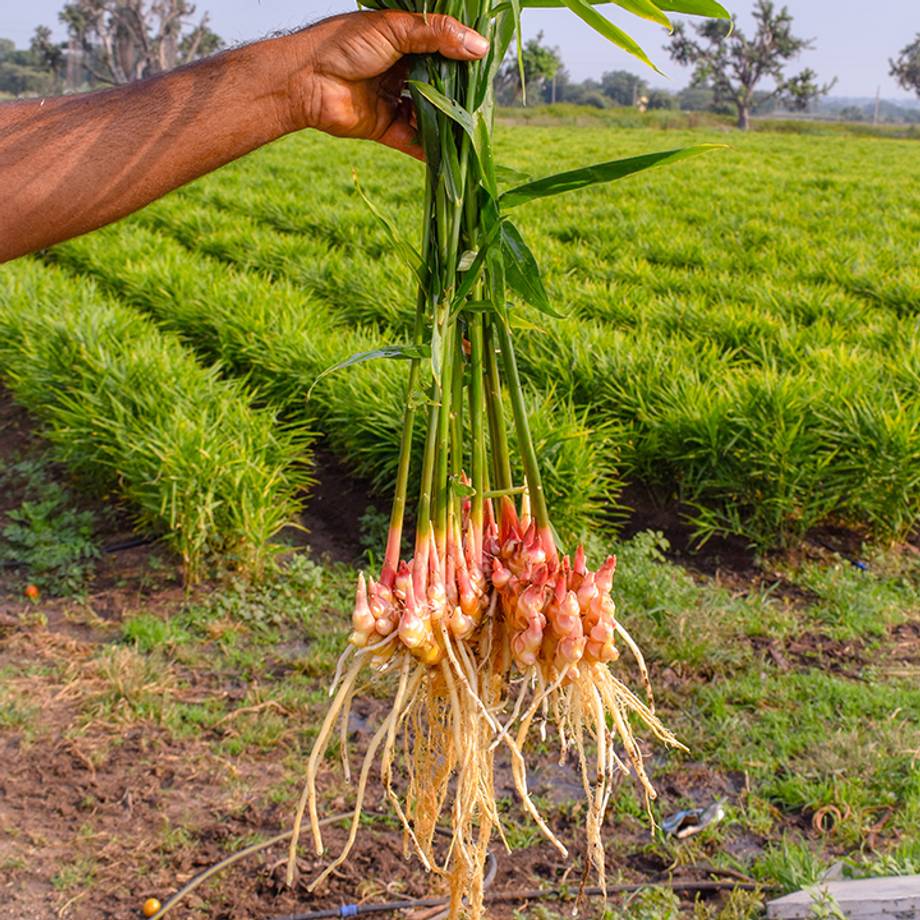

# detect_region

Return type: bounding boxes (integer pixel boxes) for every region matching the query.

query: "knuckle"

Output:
[431,14,457,39]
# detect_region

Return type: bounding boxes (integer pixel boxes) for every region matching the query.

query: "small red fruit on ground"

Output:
[24,584,40,601]
[142,898,161,917]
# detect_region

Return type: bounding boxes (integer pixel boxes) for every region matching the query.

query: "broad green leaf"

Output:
[612,0,671,30]
[440,128,463,204]
[352,170,424,284]
[501,221,564,318]
[308,344,430,399]
[450,476,477,498]
[495,164,532,185]
[409,81,475,136]
[556,0,661,71]
[500,144,725,209]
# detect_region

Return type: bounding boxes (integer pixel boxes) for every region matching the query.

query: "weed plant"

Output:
[0,458,98,594]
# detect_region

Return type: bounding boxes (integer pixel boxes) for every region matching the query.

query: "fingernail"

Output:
[462,30,490,55]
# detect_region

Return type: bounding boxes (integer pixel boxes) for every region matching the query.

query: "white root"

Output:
[613,620,655,714]
[287,654,366,885]
[309,671,423,892]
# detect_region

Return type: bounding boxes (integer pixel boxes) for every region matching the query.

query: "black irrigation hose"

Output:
[144,804,764,920]
[146,816,494,920]
[271,877,764,920]
[271,852,499,920]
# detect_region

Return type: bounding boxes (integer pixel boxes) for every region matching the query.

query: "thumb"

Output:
[382,12,490,61]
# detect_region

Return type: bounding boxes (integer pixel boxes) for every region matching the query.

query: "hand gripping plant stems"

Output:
[289,1,729,915]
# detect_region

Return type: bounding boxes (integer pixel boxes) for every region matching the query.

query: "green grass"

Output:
[0,260,310,579]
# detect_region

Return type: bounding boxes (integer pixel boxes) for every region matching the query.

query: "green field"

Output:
[6,118,917,561]
[2,117,920,918]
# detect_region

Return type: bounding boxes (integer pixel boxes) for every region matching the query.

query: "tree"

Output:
[666,0,835,129]
[599,69,648,107]
[47,1,222,86]
[890,34,920,98]
[496,32,562,104]
[646,89,677,111]
[0,36,57,96]
[30,26,66,92]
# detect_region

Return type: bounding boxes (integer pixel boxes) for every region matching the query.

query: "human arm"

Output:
[0,12,489,264]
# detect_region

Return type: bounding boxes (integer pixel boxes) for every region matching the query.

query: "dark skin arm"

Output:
[0,12,489,264]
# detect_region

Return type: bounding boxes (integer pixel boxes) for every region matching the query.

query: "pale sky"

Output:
[2,0,917,99]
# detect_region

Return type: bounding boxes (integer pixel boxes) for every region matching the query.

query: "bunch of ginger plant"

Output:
[289,1,728,915]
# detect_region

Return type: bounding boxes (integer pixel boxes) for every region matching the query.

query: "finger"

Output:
[381,12,490,61]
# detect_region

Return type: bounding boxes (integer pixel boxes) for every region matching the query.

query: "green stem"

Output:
[483,318,512,492]
[494,317,551,532]
[469,311,485,541]
[433,319,456,553]
[384,182,434,581]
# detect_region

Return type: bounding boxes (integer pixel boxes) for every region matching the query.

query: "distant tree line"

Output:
[3,0,919,128]
[1,1,220,98]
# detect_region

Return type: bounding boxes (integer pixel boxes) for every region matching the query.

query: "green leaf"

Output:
[352,170,424,284]
[410,82,497,199]
[495,164,532,185]
[408,81,475,136]
[556,0,661,71]
[500,144,725,209]
[612,0,671,30]
[474,112,498,200]
[501,221,564,318]
[308,345,430,399]
[509,0,526,104]
[486,245,507,320]
[521,0,729,15]
[655,0,730,18]
[440,128,463,205]
[475,10,515,111]
[450,476,477,498]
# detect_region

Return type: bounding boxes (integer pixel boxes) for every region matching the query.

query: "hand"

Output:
[285,11,490,158]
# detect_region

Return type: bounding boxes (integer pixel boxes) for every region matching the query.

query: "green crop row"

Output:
[126,129,920,547]
[0,260,309,579]
[46,223,620,547]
